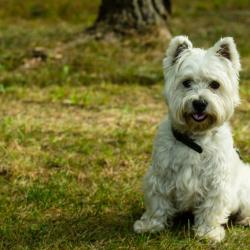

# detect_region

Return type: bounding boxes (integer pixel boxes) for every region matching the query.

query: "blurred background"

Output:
[0,0,249,248]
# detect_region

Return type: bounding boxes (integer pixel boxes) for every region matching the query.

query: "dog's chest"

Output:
[166,152,215,211]
[154,121,232,211]
[175,165,207,210]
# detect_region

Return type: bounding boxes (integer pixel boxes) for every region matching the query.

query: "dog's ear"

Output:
[211,37,241,72]
[166,36,193,65]
[163,36,192,105]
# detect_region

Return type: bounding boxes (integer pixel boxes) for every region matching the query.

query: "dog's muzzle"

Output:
[192,99,208,122]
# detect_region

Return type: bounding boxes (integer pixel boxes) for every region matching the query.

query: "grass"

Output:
[0,0,249,248]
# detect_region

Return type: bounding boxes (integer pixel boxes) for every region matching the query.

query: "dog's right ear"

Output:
[163,36,192,105]
[166,36,193,65]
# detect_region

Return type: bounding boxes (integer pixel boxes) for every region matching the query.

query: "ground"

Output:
[0,0,249,249]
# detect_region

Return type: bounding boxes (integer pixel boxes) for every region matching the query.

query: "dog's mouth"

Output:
[192,113,207,122]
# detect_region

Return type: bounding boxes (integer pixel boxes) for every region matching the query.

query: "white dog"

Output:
[134,36,250,242]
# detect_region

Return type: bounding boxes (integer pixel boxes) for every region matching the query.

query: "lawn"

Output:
[0,0,249,249]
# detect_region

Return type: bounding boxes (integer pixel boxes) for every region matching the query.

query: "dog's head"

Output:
[163,36,241,134]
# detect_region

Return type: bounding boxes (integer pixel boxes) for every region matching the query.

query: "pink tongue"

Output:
[193,114,206,120]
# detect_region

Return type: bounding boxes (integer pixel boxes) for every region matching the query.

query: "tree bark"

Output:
[89,0,171,39]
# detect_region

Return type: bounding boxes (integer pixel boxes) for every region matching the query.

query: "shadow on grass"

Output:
[6,204,239,248]
[73,211,196,245]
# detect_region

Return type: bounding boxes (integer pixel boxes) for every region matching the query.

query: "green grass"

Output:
[0,0,249,249]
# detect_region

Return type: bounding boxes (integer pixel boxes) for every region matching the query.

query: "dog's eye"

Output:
[210,81,220,89]
[183,80,192,88]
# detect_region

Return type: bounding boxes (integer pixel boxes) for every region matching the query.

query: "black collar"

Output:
[171,127,203,154]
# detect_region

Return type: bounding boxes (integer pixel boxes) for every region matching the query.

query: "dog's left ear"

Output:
[211,37,241,72]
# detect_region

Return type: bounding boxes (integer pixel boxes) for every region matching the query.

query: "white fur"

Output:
[134,36,250,242]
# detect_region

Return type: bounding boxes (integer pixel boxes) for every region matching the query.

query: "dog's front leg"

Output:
[134,207,167,233]
[134,170,176,233]
[193,192,230,243]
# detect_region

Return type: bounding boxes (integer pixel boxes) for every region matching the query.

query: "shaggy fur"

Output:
[134,36,250,242]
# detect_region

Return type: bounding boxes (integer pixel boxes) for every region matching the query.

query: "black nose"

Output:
[192,99,208,113]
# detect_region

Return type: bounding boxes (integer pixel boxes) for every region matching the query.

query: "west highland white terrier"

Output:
[134,36,250,242]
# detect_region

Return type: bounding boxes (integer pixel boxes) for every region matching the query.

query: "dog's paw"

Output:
[236,217,250,226]
[134,219,165,234]
[195,225,225,243]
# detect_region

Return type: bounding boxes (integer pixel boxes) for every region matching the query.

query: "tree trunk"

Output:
[89,0,171,40]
